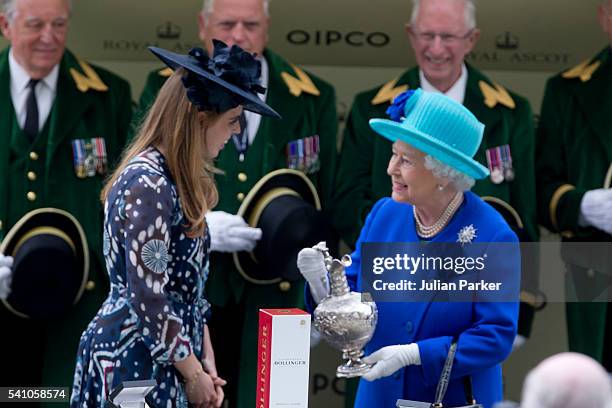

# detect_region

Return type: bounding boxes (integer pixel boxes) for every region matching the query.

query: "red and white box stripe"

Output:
[256,308,311,408]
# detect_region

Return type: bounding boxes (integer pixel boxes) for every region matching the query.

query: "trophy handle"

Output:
[312,242,352,271]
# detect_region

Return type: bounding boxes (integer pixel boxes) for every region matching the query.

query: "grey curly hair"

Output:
[424,154,475,192]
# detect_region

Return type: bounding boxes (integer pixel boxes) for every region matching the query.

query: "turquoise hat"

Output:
[369,89,489,179]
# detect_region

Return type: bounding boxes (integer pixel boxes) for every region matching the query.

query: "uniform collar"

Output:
[419,64,467,104]
[243,55,268,144]
[9,48,59,93]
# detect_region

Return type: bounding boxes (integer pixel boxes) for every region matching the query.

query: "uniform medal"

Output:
[286,141,298,169]
[285,135,320,174]
[309,135,320,173]
[71,139,87,179]
[83,141,97,177]
[297,138,305,171]
[304,136,312,171]
[501,144,515,182]
[71,137,108,178]
[94,137,108,175]
[491,168,504,184]
[486,147,504,184]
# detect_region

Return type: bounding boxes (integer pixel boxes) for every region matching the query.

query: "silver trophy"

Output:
[312,242,378,378]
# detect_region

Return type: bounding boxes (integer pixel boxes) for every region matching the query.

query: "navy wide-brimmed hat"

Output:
[0,208,88,319]
[149,40,281,119]
[233,169,331,286]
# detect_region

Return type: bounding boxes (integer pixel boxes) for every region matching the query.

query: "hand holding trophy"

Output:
[299,242,378,377]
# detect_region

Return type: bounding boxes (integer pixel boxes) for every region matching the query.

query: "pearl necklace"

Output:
[413,192,463,238]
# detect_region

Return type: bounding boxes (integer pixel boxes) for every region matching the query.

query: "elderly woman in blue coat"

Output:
[298,89,520,408]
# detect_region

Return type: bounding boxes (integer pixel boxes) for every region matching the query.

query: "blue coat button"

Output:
[405,321,413,333]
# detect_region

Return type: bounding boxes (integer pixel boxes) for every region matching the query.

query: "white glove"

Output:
[0,254,14,300]
[579,188,612,234]
[362,343,421,381]
[206,211,262,252]
[512,334,527,351]
[297,247,329,304]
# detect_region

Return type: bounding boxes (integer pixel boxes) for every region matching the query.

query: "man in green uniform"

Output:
[138,0,337,406]
[334,0,539,359]
[0,0,132,392]
[536,0,612,371]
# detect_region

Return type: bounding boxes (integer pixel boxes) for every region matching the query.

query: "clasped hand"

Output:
[185,369,226,408]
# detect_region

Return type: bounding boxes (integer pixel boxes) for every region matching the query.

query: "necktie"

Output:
[24,78,40,142]
[231,112,248,162]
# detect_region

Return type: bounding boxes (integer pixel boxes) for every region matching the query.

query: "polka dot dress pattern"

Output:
[71,148,211,408]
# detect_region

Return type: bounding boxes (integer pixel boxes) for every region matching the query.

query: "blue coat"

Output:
[313,192,519,408]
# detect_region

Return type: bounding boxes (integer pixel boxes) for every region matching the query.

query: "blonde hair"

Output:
[101,68,219,238]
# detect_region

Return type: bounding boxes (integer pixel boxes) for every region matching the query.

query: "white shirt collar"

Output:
[9,48,59,93]
[244,55,268,144]
[258,54,269,100]
[419,64,468,104]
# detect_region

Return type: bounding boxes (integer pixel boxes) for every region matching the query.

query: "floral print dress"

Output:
[71,147,210,408]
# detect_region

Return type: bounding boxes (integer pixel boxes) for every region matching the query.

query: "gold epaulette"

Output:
[479,81,515,109]
[371,78,409,105]
[562,59,601,82]
[158,67,173,77]
[281,64,320,97]
[70,59,108,93]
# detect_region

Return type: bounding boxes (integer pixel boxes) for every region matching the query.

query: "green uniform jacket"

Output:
[536,47,612,363]
[0,47,132,388]
[139,48,338,407]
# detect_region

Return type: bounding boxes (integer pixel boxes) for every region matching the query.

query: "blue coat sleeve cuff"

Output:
[416,336,453,387]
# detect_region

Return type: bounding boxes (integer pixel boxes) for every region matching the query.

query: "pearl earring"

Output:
[437,184,444,191]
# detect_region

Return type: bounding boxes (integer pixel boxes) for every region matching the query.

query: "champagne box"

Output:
[256,308,311,408]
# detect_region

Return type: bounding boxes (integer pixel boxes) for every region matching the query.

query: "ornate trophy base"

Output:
[336,349,373,378]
